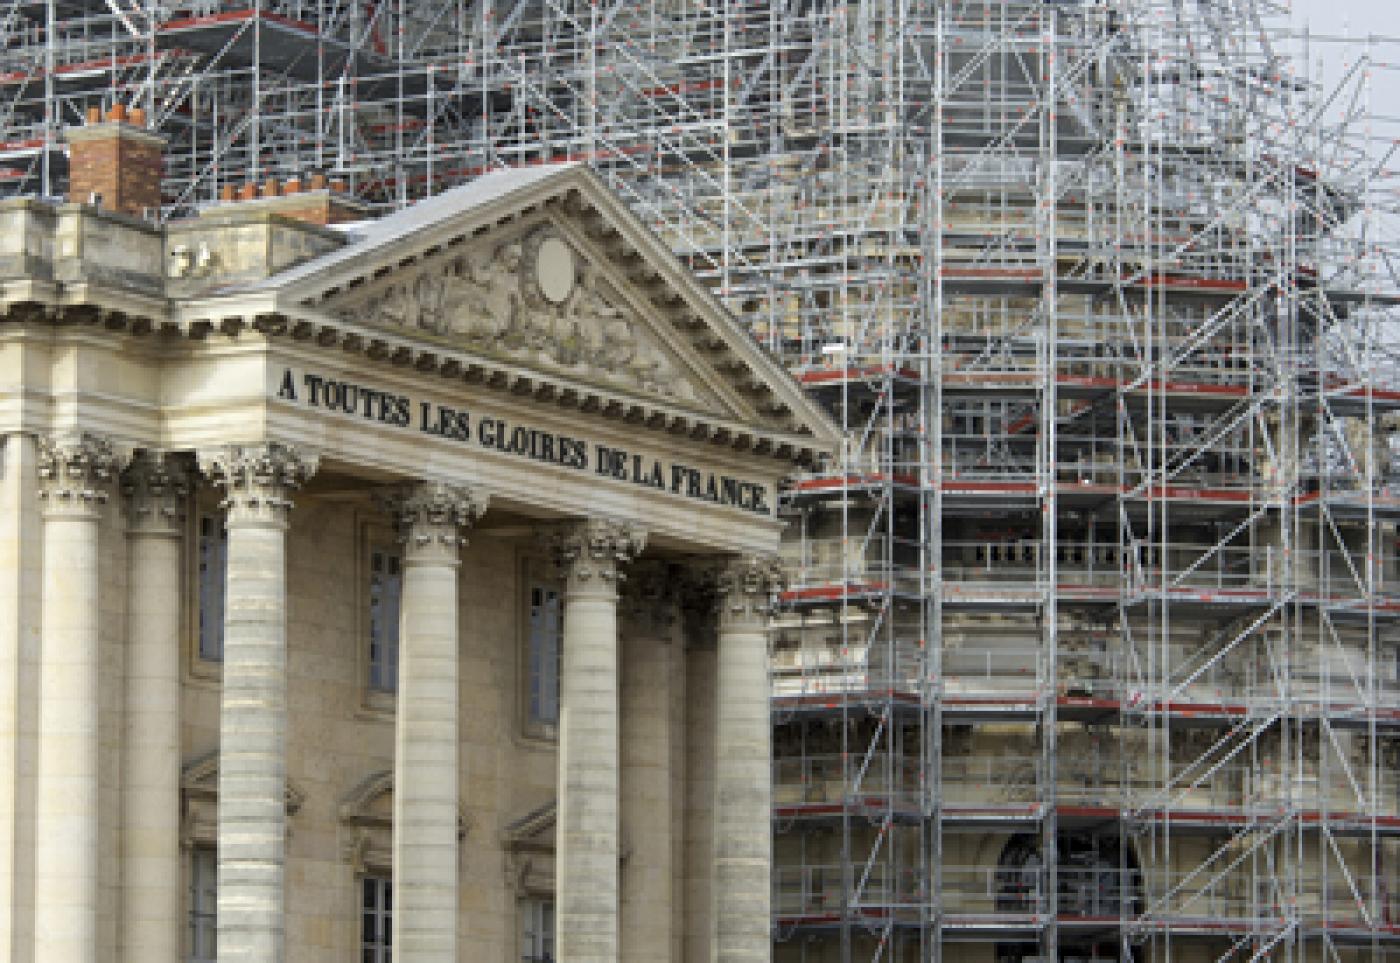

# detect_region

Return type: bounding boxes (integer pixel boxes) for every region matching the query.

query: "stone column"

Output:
[711,555,783,962]
[119,452,189,963]
[199,443,317,963]
[382,482,487,960]
[542,518,646,962]
[32,433,120,963]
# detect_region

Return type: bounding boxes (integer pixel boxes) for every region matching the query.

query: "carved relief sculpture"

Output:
[333,230,698,403]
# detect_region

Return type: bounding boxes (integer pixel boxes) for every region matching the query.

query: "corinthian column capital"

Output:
[122,451,190,538]
[711,554,785,628]
[198,442,318,527]
[37,432,122,517]
[377,481,488,564]
[540,517,647,590]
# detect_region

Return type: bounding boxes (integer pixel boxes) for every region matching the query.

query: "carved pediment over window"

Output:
[180,751,305,849]
[338,770,470,874]
[502,800,556,896]
[327,229,707,407]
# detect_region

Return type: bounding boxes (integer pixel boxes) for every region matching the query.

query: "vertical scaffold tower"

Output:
[2,0,1397,959]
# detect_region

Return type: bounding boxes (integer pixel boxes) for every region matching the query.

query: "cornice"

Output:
[0,285,168,336]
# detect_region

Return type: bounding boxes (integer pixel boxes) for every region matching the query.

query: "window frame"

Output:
[367,543,404,695]
[185,491,226,682]
[186,847,217,963]
[519,556,564,741]
[518,896,555,963]
[360,873,393,962]
[358,517,401,716]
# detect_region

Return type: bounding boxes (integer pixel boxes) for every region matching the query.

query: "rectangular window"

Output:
[520,897,554,963]
[369,548,403,692]
[362,875,392,962]
[197,514,227,662]
[188,848,216,963]
[527,584,562,728]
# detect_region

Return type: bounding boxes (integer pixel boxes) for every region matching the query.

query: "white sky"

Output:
[1285,0,1400,46]
[1281,0,1400,140]
[1282,1,1400,347]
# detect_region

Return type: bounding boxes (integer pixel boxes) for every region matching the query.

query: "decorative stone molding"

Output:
[121,450,190,537]
[179,751,304,850]
[376,481,488,564]
[339,771,395,874]
[712,554,786,628]
[523,229,578,306]
[540,517,647,589]
[36,432,122,516]
[198,442,318,527]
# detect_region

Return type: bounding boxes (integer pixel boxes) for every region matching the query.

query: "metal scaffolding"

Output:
[6,0,1399,959]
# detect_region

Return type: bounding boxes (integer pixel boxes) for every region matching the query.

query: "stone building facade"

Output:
[0,160,837,961]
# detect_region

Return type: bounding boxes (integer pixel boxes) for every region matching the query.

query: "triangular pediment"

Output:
[239,165,839,451]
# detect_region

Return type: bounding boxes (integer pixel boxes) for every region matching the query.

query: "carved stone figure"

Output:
[629,329,696,401]
[575,279,626,371]
[438,254,503,342]
[349,273,446,335]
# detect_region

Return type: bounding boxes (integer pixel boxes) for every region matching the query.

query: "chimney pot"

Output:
[107,103,127,123]
[263,178,280,198]
[307,173,327,191]
[85,106,100,124]
[328,178,347,194]
[129,107,145,128]
[239,183,259,201]
[283,177,301,195]
[219,184,236,202]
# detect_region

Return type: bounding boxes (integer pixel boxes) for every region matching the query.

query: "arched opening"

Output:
[994,831,1142,962]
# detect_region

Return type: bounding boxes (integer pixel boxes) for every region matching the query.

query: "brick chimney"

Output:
[261,185,366,226]
[66,105,166,217]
